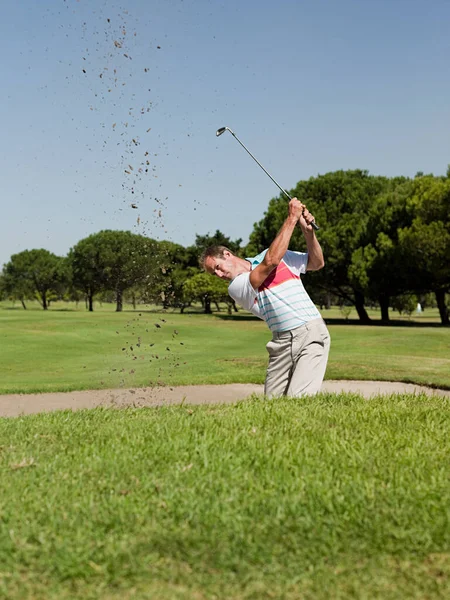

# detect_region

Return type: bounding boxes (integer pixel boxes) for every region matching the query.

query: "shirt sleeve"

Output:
[283,250,308,276]
[228,273,258,312]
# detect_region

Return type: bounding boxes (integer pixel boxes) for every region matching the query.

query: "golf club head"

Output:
[216,126,234,137]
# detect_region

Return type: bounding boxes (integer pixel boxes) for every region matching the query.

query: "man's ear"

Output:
[222,250,232,259]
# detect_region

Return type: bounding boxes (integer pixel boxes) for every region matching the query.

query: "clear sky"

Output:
[1,0,449,267]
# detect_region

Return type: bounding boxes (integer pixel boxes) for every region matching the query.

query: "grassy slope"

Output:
[1,303,449,393]
[0,308,268,392]
[0,394,449,599]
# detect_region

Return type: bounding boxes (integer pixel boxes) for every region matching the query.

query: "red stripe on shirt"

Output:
[258,261,299,292]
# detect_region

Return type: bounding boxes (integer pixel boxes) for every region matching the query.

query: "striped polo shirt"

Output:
[228,249,321,332]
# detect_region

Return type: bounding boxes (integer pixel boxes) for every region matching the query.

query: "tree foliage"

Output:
[69,231,158,311]
[397,176,450,323]
[2,249,66,310]
[183,272,231,314]
[248,170,399,322]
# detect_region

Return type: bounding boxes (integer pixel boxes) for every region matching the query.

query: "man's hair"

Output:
[199,245,233,270]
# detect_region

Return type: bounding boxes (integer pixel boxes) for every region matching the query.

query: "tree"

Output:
[194,230,242,254]
[102,231,157,312]
[2,249,66,310]
[68,236,107,312]
[135,241,192,311]
[347,178,413,321]
[184,230,244,269]
[183,273,231,314]
[248,170,397,322]
[69,231,158,312]
[397,176,450,324]
[0,267,34,309]
[391,294,417,318]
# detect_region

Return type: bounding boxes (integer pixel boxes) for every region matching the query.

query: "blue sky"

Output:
[1,0,449,266]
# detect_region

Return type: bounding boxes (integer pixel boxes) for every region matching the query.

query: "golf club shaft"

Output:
[229,132,291,201]
[226,129,320,231]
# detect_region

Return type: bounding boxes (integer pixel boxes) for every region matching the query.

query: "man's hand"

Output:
[298,204,316,233]
[288,197,305,222]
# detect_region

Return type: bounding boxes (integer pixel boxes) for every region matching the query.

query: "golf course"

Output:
[1,302,449,599]
[2,0,450,598]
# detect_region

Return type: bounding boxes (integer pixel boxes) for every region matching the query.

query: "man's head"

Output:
[200,245,244,281]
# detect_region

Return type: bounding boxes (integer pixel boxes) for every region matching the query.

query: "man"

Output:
[201,198,330,398]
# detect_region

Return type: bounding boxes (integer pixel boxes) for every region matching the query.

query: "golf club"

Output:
[216,126,320,231]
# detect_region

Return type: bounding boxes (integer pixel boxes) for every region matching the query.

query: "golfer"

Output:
[201,198,330,397]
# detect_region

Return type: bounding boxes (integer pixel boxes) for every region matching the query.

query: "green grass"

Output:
[1,394,449,599]
[1,302,449,393]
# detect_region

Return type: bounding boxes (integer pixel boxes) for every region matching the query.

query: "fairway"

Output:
[0,303,449,394]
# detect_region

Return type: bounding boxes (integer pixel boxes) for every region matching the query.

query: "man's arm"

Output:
[249,198,304,290]
[297,205,324,271]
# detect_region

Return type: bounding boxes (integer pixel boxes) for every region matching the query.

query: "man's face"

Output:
[204,251,236,281]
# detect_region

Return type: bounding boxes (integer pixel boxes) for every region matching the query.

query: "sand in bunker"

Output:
[0,381,449,418]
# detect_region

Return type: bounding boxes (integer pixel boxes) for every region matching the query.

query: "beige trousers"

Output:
[264,318,330,398]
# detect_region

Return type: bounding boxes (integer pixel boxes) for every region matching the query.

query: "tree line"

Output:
[1,170,449,324]
[0,230,241,315]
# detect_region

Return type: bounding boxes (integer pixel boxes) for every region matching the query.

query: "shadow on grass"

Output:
[3,305,446,327]
[321,318,448,328]
[1,307,79,312]
[213,314,448,327]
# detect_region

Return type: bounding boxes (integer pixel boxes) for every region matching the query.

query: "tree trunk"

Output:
[88,293,94,312]
[232,300,238,312]
[132,292,136,310]
[42,292,48,310]
[204,296,212,314]
[116,289,123,312]
[354,290,370,323]
[435,289,449,325]
[21,298,27,310]
[379,294,390,322]
[214,302,221,312]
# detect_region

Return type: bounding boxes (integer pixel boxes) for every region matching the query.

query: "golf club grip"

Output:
[283,191,320,231]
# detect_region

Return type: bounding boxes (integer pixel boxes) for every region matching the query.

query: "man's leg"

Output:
[287,320,330,397]
[264,333,294,398]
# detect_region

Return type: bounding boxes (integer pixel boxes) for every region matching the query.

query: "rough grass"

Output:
[1,393,449,599]
[0,304,449,393]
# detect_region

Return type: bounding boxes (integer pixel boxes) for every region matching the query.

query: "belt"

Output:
[271,317,324,339]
